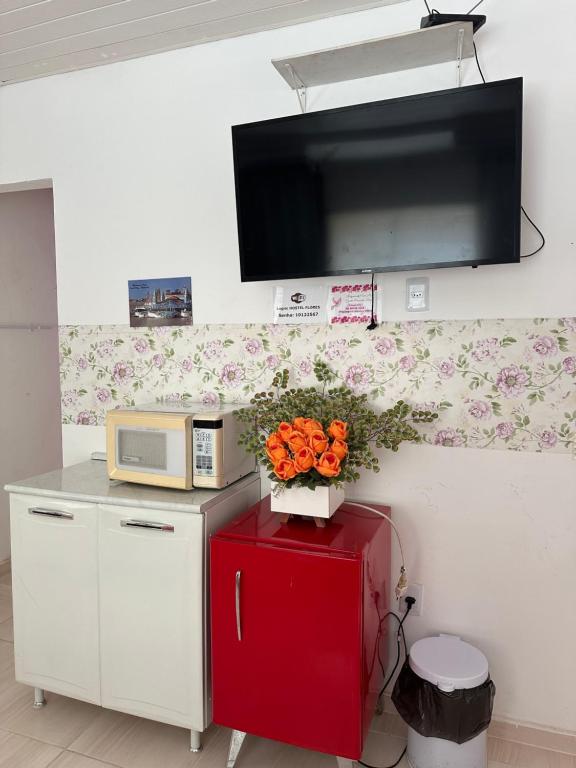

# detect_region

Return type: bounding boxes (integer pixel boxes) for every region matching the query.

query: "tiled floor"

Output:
[0,569,570,768]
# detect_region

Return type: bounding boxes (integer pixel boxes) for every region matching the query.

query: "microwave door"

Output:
[117,429,167,471]
[116,427,187,478]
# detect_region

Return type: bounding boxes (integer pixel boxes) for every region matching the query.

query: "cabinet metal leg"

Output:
[33,688,46,708]
[336,759,355,768]
[227,730,247,768]
[189,729,202,752]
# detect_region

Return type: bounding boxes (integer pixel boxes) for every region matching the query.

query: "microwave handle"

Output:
[121,519,175,533]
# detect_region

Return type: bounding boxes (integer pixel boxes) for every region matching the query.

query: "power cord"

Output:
[471,40,546,258]
[342,503,412,766]
[377,603,412,705]
[466,0,484,13]
[357,600,415,768]
[366,272,378,331]
[472,40,485,82]
[359,748,406,768]
[423,0,547,259]
[344,502,408,599]
[520,207,546,258]
[425,0,485,12]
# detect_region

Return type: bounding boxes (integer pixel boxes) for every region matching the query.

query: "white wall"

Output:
[1,0,575,325]
[0,190,63,561]
[1,0,576,733]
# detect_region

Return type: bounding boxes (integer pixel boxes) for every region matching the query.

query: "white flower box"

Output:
[270,482,345,520]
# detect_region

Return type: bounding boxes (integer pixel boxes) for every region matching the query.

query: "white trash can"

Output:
[403,635,492,768]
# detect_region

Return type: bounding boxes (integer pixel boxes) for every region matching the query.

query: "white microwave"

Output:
[106,402,256,490]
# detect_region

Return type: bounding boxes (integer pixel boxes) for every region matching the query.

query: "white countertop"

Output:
[5,460,260,513]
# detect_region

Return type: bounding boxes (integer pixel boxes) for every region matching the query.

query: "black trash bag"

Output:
[392,660,496,745]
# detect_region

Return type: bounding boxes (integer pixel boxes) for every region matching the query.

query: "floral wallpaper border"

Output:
[59,318,576,454]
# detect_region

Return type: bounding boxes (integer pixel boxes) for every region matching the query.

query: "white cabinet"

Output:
[8,468,260,746]
[99,506,204,729]
[10,495,100,704]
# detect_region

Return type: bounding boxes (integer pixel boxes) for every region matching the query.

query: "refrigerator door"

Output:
[211,537,364,759]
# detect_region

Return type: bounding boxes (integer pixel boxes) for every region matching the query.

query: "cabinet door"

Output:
[99,505,203,730]
[211,539,363,759]
[10,494,100,703]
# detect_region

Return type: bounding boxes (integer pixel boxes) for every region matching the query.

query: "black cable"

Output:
[472,41,486,83]
[356,603,413,768]
[358,605,412,768]
[520,206,546,257]
[375,612,403,702]
[429,5,546,259]
[358,747,407,768]
[377,606,411,702]
[379,610,408,664]
[366,272,378,331]
[422,3,440,19]
[472,41,546,258]
[466,0,485,13]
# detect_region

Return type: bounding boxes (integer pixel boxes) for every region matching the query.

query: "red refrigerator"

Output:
[210,496,392,760]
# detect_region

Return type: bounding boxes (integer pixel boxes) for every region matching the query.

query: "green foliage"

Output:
[236,363,438,490]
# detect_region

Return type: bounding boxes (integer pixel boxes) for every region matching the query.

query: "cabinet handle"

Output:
[29,507,74,520]
[235,570,242,641]
[121,519,175,533]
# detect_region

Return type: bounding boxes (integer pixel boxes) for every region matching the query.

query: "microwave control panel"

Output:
[193,426,217,476]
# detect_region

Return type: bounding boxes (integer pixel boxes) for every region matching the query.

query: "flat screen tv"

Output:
[232,78,523,282]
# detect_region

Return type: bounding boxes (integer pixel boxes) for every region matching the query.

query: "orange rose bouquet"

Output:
[263,419,348,484]
[236,362,437,491]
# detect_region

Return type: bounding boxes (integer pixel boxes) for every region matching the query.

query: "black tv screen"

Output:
[233,78,523,282]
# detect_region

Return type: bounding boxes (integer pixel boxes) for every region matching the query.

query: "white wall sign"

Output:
[273,286,327,324]
[328,282,380,325]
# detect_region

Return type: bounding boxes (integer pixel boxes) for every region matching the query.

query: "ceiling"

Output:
[0,0,408,86]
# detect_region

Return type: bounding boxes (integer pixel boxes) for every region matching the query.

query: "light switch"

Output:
[406,277,429,312]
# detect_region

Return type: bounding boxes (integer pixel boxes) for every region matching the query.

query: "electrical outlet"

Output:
[406,277,429,311]
[399,583,423,617]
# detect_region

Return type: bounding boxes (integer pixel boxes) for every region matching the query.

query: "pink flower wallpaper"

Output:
[59,318,576,453]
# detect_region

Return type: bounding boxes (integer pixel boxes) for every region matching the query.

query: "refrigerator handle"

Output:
[235,570,242,641]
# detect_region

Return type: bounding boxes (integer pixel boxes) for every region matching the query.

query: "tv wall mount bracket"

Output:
[273,19,481,114]
[284,63,307,113]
